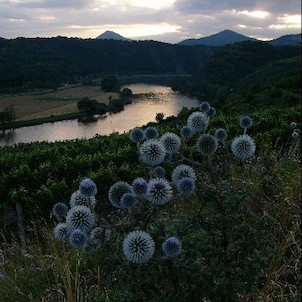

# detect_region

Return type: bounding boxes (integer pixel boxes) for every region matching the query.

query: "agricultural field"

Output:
[0,85,118,121]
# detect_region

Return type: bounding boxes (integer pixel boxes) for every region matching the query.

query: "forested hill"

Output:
[0,37,217,91]
[0,37,300,92]
[203,41,301,87]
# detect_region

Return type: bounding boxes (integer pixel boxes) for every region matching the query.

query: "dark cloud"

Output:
[174,0,301,15]
[0,0,300,42]
[16,0,90,9]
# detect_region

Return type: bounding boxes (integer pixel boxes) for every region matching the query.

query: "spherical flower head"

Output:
[177,177,195,197]
[160,132,181,154]
[144,126,159,140]
[139,139,166,166]
[199,101,211,113]
[208,107,216,117]
[121,193,137,209]
[292,131,299,140]
[163,151,173,163]
[146,178,173,205]
[215,128,228,142]
[180,126,192,138]
[162,237,181,258]
[52,202,68,219]
[53,223,69,241]
[108,181,132,208]
[66,205,95,232]
[123,230,155,264]
[187,111,209,133]
[131,177,148,197]
[231,134,256,160]
[79,178,97,197]
[153,166,166,178]
[171,164,196,185]
[70,190,96,209]
[197,134,218,156]
[290,122,297,129]
[240,116,253,129]
[90,227,111,246]
[69,229,88,249]
[130,127,144,143]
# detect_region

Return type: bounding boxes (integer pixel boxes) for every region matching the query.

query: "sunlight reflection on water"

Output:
[0,84,200,146]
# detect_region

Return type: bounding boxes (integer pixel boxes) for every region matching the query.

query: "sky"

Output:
[0,0,301,43]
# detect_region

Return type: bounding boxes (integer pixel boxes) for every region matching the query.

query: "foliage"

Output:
[77,97,98,112]
[0,37,218,92]
[0,78,301,302]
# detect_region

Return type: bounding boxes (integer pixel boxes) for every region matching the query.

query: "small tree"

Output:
[77,97,98,112]
[155,112,165,123]
[120,87,132,99]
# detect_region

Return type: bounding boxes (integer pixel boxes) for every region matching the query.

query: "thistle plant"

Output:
[50,103,268,300]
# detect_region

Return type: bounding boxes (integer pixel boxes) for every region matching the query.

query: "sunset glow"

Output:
[1,0,300,42]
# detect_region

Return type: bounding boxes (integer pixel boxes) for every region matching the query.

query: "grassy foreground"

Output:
[0,104,301,301]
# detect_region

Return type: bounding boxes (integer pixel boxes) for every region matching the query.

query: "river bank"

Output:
[0,84,200,146]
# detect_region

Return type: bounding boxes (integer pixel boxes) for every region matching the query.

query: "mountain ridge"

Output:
[95,29,301,47]
[178,29,257,46]
[96,30,131,41]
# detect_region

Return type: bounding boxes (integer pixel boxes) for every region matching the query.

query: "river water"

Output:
[0,84,200,146]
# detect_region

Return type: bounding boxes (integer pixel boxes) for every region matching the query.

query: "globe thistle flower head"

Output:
[123,230,155,264]
[163,151,173,163]
[131,177,148,197]
[197,134,218,156]
[187,111,209,133]
[53,223,69,241]
[70,190,95,209]
[146,178,173,205]
[52,202,68,219]
[130,127,144,143]
[69,229,88,249]
[139,139,166,166]
[153,166,166,178]
[177,177,195,197]
[162,237,181,258]
[207,107,216,117]
[292,131,299,140]
[215,128,228,141]
[90,227,111,246]
[290,122,297,129]
[66,205,95,232]
[108,181,132,208]
[199,101,211,113]
[240,116,253,129]
[144,126,159,140]
[231,134,256,160]
[180,126,192,138]
[171,164,196,185]
[79,178,97,197]
[160,132,181,154]
[121,193,137,209]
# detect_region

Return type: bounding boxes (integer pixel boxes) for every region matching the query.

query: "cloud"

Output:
[0,0,300,42]
[14,0,90,8]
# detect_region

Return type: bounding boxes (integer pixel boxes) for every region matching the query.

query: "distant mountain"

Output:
[96,30,130,41]
[178,30,257,46]
[269,34,301,46]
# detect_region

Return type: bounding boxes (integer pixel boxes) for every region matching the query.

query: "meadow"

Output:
[0,85,118,121]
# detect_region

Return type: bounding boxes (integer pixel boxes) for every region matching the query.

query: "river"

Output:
[0,84,200,146]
